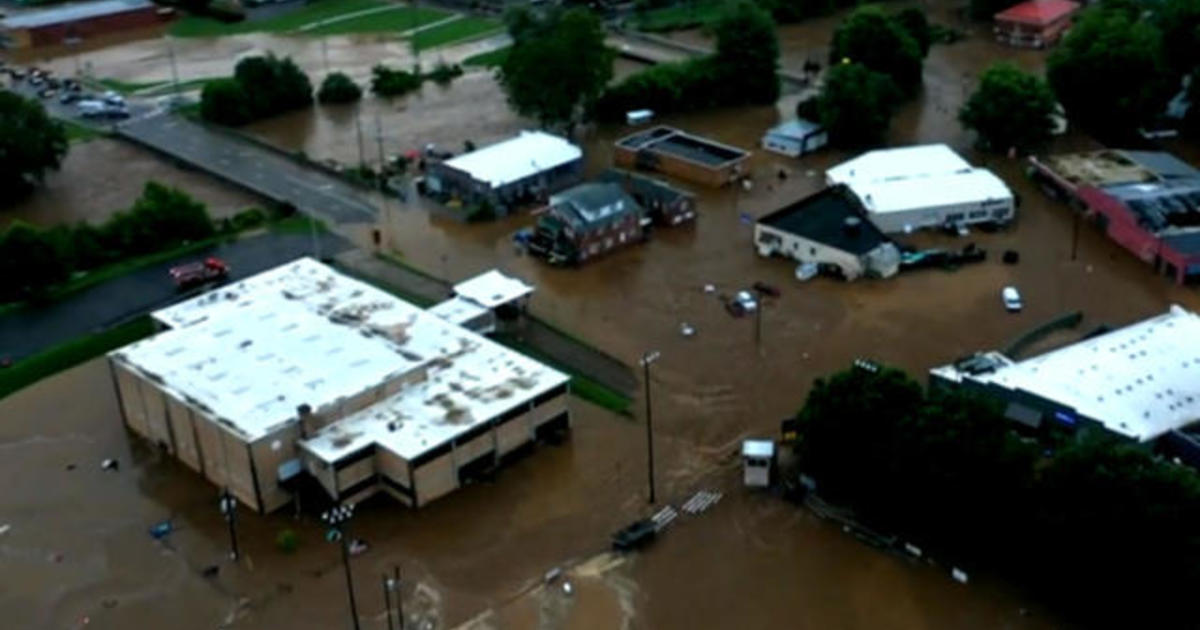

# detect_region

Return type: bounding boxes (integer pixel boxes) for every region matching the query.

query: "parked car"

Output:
[1002,286,1022,312]
[170,257,230,290]
[735,290,758,313]
[59,91,79,104]
[102,90,125,107]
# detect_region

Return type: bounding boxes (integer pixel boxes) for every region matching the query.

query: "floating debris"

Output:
[681,490,722,515]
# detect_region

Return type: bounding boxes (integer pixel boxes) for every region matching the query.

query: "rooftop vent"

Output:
[843,216,862,236]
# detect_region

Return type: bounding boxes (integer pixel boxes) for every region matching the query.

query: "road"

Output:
[118,114,378,224]
[0,231,350,362]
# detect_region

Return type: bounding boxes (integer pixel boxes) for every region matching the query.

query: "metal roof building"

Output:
[1,0,169,49]
[931,305,1200,442]
[111,258,570,513]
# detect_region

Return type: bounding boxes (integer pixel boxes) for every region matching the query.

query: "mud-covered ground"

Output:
[3,4,1199,629]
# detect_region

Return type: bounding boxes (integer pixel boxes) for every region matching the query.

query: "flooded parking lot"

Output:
[3,3,1200,628]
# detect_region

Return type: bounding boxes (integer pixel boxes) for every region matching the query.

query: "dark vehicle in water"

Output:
[611,519,657,552]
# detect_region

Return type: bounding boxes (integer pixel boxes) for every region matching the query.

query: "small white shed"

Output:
[761,119,828,158]
[742,439,776,488]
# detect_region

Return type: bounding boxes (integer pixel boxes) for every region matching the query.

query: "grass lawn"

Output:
[633,1,726,32]
[411,16,502,51]
[270,214,328,235]
[170,0,385,37]
[0,316,155,400]
[62,120,103,143]
[492,333,633,416]
[306,6,449,36]
[462,46,509,68]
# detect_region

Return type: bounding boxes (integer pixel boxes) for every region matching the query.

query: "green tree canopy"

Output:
[829,5,924,97]
[959,62,1057,153]
[817,62,899,148]
[497,7,614,131]
[0,222,70,300]
[1047,7,1169,133]
[711,0,781,104]
[893,7,932,57]
[1153,0,1200,74]
[0,90,68,202]
[200,78,252,126]
[233,53,313,117]
[317,72,362,104]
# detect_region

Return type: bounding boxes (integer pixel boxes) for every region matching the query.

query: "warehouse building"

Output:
[1,0,172,49]
[108,258,570,513]
[993,0,1080,49]
[424,131,582,216]
[755,185,901,280]
[613,126,750,187]
[1028,149,1200,284]
[827,144,1015,233]
[930,305,1200,446]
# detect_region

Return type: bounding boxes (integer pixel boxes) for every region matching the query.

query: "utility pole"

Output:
[323,504,361,630]
[309,212,322,261]
[375,110,386,172]
[394,565,404,630]
[641,350,660,504]
[219,489,239,561]
[355,115,366,169]
[1070,209,1080,261]
[382,574,395,630]
[165,35,182,106]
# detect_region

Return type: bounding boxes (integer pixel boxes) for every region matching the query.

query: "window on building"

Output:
[969,210,988,219]
[946,213,965,221]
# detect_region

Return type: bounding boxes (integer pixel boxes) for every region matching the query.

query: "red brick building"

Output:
[1,0,173,49]
[993,0,1080,48]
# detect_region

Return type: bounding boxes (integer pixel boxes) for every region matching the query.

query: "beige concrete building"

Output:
[108,258,570,513]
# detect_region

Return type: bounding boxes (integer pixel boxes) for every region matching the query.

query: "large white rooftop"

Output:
[855,169,1013,214]
[942,306,1200,441]
[826,144,972,187]
[443,131,581,190]
[116,259,569,455]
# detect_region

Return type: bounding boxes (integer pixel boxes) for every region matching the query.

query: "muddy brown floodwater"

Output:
[2,139,264,229]
[4,3,1200,629]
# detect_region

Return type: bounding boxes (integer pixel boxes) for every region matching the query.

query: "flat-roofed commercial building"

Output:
[1,0,172,49]
[931,306,1200,444]
[108,258,570,512]
[827,144,1015,234]
[613,126,750,187]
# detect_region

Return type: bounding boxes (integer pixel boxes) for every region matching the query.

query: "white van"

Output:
[625,109,654,125]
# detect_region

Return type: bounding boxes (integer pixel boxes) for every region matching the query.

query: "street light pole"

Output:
[166,35,181,105]
[323,504,361,630]
[220,488,239,561]
[641,350,660,505]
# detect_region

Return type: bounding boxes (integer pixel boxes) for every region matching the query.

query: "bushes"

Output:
[426,61,464,86]
[371,64,422,97]
[199,54,313,125]
[596,1,778,121]
[275,528,299,553]
[0,182,215,302]
[317,72,362,104]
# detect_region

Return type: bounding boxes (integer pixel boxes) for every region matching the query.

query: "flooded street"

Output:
[1,139,264,228]
[4,2,1200,628]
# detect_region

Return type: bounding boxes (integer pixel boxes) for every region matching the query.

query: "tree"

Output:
[959,62,1057,153]
[370,64,422,97]
[710,0,780,105]
[795,364,924,512]
[893,7,932,57]
[1047,7,1169,133]
[200,78,252,125]
[1185,67,1200,137]
[1153,0,1200,75]
[0,222,70,300]
[829,5,924,97]
[233,54,313,118]
[317,72,362,104]
[0,90,68,202]
[497,7,613,131]
[818,62,899,148]
[104,182,213,256]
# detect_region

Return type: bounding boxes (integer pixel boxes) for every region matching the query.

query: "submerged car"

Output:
[1002,286,1023,312]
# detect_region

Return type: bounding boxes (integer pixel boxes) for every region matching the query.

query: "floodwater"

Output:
[1,138,264,228]
[5,3,1200,629]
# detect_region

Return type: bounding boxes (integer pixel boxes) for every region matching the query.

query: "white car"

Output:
[1002,286,1022,312]
[735,290,758,313]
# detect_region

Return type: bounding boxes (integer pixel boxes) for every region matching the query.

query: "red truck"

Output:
[170,257,229,290]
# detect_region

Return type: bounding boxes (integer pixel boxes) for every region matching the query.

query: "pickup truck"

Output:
[170,257,229,290]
